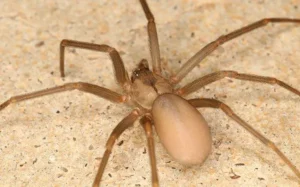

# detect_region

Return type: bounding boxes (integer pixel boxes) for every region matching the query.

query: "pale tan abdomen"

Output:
[152,93,212,165]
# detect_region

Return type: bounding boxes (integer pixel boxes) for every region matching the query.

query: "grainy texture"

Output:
[0,0,300,187]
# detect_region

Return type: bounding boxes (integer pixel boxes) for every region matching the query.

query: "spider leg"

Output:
[171,18,300,83]
[92,110,140,187]
[60,40,129,87]
[140,116,159,187]
[140,0,162,74]
[189,98,300,179]
[0,82,125,111]
[177,71,300,97]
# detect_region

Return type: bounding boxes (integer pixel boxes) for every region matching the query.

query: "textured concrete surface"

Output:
[0,0,300,187]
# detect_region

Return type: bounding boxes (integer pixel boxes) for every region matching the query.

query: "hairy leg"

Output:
[140,116,159,187]
[189,98,300,179]
[0,82,125,111]
[171,18,300,83]
[92,110,140,187]
[140,0,162,74]
[177,71,300,97]
[60,39,130,87]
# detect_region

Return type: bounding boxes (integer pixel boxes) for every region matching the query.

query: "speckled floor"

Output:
[0,0,300,187]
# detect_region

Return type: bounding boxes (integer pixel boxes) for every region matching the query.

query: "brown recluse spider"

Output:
[1,0,300,186]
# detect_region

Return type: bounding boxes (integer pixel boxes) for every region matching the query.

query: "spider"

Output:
[1,0,300,186]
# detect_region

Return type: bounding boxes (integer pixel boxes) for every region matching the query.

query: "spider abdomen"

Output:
[152,93,212,165]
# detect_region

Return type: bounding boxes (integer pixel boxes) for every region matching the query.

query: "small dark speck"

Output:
[61,167,68,172]
[119,50,126,55]
[108,173,112,177]
[165,161,171,163]
[230,175,240,179]
[117,140,124,146]
[258,177,265,180]
[73,137,76,141]
[56,110,60,114]
[35,41,44,47]
[89,145,94,150]
[178,60,181,64]
[173,5,177,10]
[34,145,41,148]
[191,32,195,38]
[50,71,54,75]
[33,158,38,164]
[213,139,223,148]
[57,174,63,178]
[235,163,245,166]
[171,167,176,169]
[294,5,298,9]
[230,168,241,179]
[85,163,88,167]
[125,167,129,169]
[142,176,146,180]
[135,184,141,187]
[68,48,76,53]
[143,148,147,154]
[20,162,27,167]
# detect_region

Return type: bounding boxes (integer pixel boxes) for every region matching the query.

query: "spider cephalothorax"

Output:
[130,59,173,109]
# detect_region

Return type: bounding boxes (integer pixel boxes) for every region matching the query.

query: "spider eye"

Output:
[133,71,139,78]
[131,71,140,82]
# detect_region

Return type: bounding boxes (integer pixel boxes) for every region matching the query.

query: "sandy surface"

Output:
[0,0,300,187]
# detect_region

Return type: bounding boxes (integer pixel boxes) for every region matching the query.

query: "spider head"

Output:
[130,59,173,109]
[131,59,157,87]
